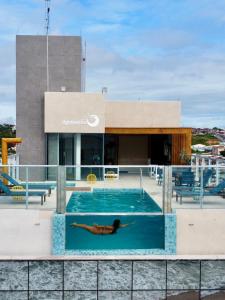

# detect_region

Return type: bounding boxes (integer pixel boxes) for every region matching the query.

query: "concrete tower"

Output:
[16,35,83,168]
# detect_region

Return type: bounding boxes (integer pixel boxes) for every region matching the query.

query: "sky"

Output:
[1,0,225,127]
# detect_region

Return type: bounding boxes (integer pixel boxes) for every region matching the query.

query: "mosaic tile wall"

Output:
[0,260,225,299]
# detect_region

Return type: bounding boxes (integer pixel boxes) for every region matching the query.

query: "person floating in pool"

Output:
[71,219,133,235]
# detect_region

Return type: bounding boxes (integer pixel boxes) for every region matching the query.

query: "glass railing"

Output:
[0,165,58,210]
[1,164,225,212]
[64,165,164,214]
[0,165,164,213]
[171,165,225,210]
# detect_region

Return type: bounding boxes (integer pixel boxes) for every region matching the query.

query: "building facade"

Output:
[44,92,191,179]
[16,35,191,180]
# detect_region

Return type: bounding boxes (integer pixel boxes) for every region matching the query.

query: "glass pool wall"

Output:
[65,214,165,251]
[52,213,176,255]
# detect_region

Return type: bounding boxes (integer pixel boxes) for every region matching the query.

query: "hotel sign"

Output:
[62,114,100,127]
[44,92,105,133]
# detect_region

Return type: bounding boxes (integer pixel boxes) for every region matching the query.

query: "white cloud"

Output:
[137,28,196,50]
[85,23,121,34]
[0,0,225,127]
[85,43,225,127]
[0,102,15,124]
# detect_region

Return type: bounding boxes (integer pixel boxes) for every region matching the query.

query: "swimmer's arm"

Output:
[120,222,135,228]
[119,224,129,228]
[70,223,86,228]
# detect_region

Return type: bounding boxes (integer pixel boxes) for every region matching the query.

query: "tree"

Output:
[179,149,191,165]
[0,124,16,155]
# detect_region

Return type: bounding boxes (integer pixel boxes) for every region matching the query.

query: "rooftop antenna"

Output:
[45,0,51,91]
[82,40,86,92]
[102,87,108,94]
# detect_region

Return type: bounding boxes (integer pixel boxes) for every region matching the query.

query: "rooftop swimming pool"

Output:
[66,188,161,213]
[62,189,167,254]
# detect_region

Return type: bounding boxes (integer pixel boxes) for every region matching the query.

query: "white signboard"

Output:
[44,92,105,133]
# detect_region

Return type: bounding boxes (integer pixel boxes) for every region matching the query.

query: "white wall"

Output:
[177,209,225,255]
[106,101,181,128]
[0,210,52,256]
[1,208,225,256]
[45,92,181,133]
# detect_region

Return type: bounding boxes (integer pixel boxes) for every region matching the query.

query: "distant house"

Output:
[211,145,225,156]
[191,144,207,152]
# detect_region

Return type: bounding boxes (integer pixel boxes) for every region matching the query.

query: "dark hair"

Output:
[111,219,120,234]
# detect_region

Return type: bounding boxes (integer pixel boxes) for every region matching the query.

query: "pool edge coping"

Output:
[1,255,225,260]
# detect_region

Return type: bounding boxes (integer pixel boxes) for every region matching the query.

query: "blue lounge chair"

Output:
[173,170,195,196]
[176,178,225,204]
[157,168,163,185]
[173,169,213,197]
[1,173,52,196]
[0,179,46,205]
[174,169,195,186]
[202,169,213,187]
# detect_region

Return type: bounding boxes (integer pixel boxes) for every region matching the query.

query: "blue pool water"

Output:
[66,188,161,213]
[66,215,165,251]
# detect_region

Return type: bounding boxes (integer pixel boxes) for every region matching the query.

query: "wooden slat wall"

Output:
[105,127,192,165]
[172,133,192,165]
[105,127,191,135]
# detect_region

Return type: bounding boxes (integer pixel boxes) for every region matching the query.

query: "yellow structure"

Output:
[1,138,22,184]
[11,185,25,201]
[105,171,117,181]
[86,173,97,184]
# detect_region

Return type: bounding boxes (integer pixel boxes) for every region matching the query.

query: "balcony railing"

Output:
[0,164,224,212]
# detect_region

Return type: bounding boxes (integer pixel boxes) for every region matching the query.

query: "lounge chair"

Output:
[157,168,163,185]
[176,178,225,204]
[202,169,213,187]
[173,169,213,197]
[172,170,195,196]
[1,173,52,196]
[174,170,195,186]
[0,179,46,205]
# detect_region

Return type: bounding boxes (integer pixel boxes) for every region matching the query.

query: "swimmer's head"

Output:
[112,219,120,233]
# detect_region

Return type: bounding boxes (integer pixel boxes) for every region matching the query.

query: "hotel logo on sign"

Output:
[62,114,100,128]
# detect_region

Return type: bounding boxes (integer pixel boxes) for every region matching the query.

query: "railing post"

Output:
[16,154,19,180]
[195,155,199,182]
[25,166,29,209]
[216,160,220,186]
[75,134,81,180]
[155,166,158,181]
[163,166,172,214]
[208,158,212,184]
[57,166,66,214]
[200,167,204,208]
[202,157,206,170]
[140,168,143,190]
